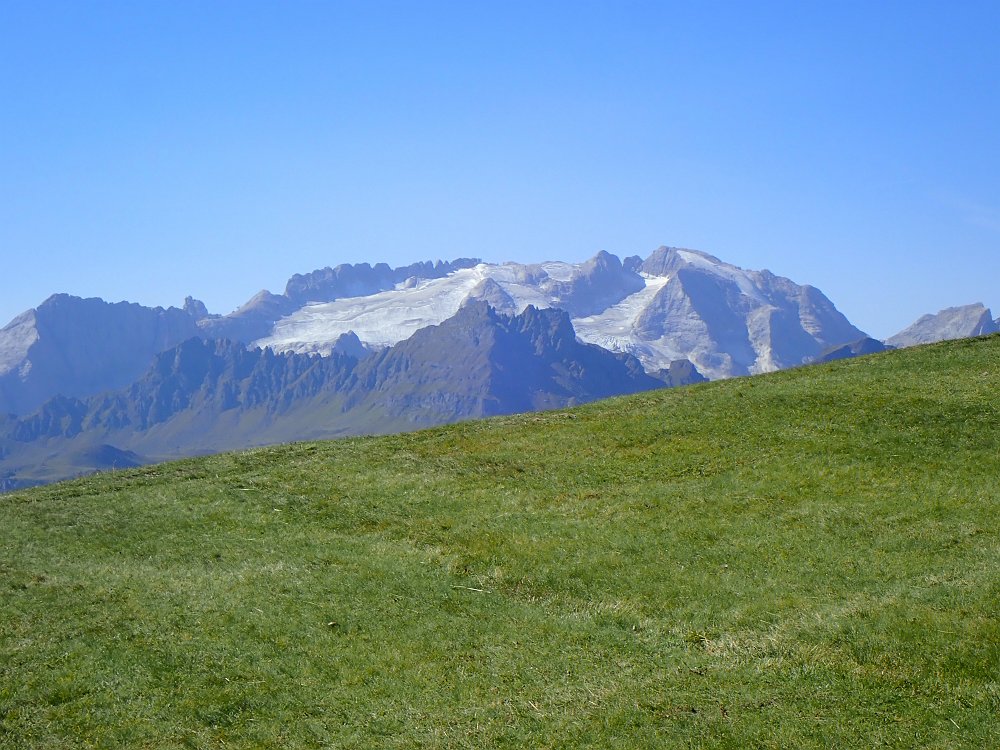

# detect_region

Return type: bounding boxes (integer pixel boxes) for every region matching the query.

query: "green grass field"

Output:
[2,336,998,748]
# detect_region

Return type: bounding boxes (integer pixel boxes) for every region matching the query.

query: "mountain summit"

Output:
[0,295,200,416]
[886,303,998,349]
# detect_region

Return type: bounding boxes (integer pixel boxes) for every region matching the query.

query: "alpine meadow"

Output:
[2,335,998,749]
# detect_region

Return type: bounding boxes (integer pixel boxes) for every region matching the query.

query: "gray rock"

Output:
[549,250,645,317]
[653,359,708,387]
[886,304,998,349]
[631,250,865,378]
[183,296,211,320]
[355,301,662,421]
[197,290,297,342]
[641,246,725,276]
[0,295,201,416]
[463,278,519,316]
[331,331,371,360]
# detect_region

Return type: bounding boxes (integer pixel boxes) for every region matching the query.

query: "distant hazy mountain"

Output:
[886,304,999,349]
[253,247,866,379]
[0,295,200,416]
[1,303,682,488]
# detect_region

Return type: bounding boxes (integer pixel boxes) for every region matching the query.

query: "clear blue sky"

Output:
[2,1,998,339]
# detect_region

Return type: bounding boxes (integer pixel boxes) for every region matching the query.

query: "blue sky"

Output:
[2,1,998,338]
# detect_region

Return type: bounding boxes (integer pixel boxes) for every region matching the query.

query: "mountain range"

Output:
[250,246,869,380]
[0,302,697,490]
[1,245,995,489]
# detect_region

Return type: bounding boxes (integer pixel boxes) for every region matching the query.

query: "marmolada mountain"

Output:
[1,245,994,490]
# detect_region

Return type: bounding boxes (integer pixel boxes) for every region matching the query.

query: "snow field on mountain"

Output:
[251,248,866,380]
[260,268,483,353]
[255,261,667,360]
[572,275,683,368]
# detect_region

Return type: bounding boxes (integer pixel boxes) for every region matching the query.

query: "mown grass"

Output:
[2,335,999,748]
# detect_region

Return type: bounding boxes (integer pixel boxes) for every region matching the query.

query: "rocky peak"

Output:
[331,331,370,360]
[0,295,202,416]
[622,255,644,273]
[551,250,645,317]
[512,305,578,352]
[641,246,724,276]
[183,296,211,320]
[652,359,708,387]
[886,304,999,349]
[353,301,662,421]
[463,278,519,316]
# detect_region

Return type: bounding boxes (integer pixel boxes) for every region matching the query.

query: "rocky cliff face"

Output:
[349,301,661,422]
[546,250,645,317]
[625,248,867,377]
[886,304,998,349]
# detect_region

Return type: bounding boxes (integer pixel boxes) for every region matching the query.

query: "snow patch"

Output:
[0,312,39,377]
[572,277,679,369]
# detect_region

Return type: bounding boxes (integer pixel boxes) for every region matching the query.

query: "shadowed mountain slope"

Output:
[0,303,669,487]
[811,337,892,364]
[0,295,201,417]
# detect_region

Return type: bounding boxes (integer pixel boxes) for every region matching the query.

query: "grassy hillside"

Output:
[2,335,998,748]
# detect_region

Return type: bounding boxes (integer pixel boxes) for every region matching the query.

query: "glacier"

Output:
[254,247,866,380]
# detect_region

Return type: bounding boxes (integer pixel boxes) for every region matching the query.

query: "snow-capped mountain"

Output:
[0,244,864,420]
[253,247,866,380]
